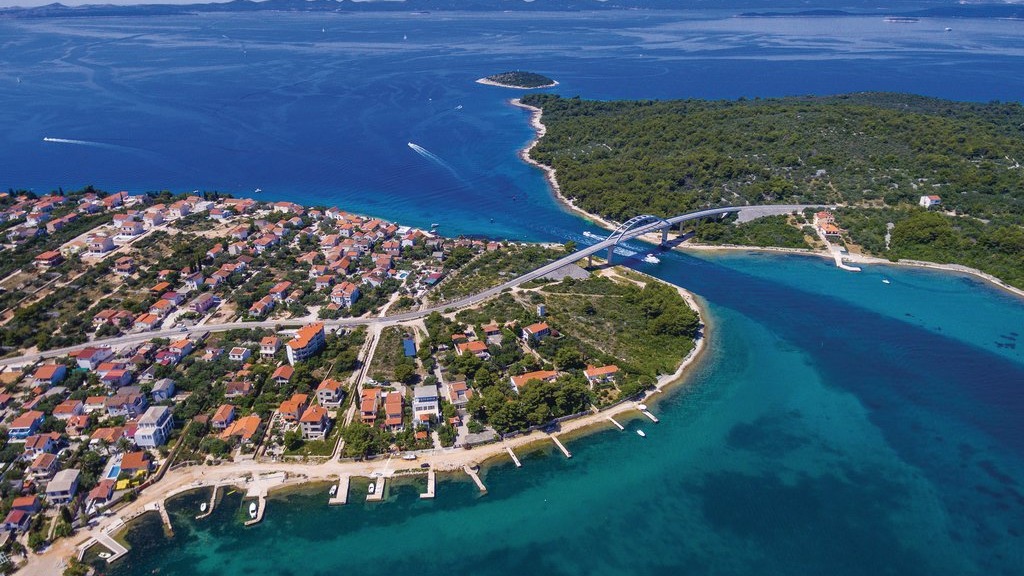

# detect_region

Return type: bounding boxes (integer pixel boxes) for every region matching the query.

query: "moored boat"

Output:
[636,429,646,437]
[248,502,257,519]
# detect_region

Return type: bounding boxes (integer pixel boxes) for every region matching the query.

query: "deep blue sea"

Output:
[3,9,1023,576]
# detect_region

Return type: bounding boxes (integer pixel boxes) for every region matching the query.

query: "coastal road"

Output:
[0,204,821,368]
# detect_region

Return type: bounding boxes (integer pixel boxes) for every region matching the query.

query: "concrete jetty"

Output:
[244,495,266,527]
[640,409,660,423]
[607,416,624,430]
[505,445,522,467]
[94,531,129,564]
[463,465,487,493]
[148,501,173,536]
[195,484,220,519]
[551,435,572,458]
[420,470,436,499]
[367,477,386,502]
[328,475,350,505]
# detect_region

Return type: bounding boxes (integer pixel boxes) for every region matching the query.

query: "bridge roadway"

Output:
[0,204,819,368]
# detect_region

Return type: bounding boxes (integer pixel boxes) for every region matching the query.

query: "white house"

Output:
[136,406,173,447]
[919,195,941,209]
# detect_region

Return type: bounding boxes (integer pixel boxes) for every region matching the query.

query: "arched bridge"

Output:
[0,204,826,368]
[587,204,824,265]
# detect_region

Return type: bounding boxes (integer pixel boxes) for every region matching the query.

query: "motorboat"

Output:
[636,429,646,438]
[637,403,648,411]
[882,279,891,284]
[200,502,208,513]
[98,552,112,559]
[368,482,376,495]
[329,484,338,497]
[643,254,661,264]
[248,502,257,519]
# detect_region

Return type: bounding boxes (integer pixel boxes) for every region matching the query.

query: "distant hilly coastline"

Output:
[739,5,1024,19]
[3,0,1023,21]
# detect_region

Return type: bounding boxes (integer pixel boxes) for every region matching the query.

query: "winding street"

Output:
[0,204,820,368]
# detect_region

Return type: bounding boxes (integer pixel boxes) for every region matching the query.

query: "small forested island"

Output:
[521,92,1024,289]
[478,71,558,89]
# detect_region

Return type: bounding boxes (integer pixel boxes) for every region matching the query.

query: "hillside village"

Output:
[0,188,700,567]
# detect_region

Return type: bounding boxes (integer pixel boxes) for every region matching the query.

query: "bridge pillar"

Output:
[587,254,593,268]
[607,245,615,265]
[661,227,668,246]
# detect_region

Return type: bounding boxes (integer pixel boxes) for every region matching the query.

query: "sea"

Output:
[2,8,1023,576]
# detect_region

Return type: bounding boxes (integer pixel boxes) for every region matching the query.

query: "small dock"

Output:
[243,496,266,527]
[607,416,624,430]
[463,465,487,493]
[328,475,349,505]
[551,435,572,458]
[505,445,522,467]
[195,485,220,519]
[152,502,173,536]
[94,531,129,564]
[367,477,386,502]
[420,470,436,499]
[639,408,660,423]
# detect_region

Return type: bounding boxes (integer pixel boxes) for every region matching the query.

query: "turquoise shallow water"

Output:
[5,9,1022,576]
[103,248,1024,576]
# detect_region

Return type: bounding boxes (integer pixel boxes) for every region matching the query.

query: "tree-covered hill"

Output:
[521,93,1024,287]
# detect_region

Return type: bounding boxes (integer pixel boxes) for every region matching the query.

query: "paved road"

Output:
[0,204,822,368]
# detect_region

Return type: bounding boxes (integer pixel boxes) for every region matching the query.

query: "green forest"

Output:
[522,92,1024,287]
[484,71,556,88]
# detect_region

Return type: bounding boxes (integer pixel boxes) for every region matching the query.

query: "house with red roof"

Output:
[285,323,325,365]
[299,405,331,440]
[384,392,404,431]
[10,410,45,439]
[32,364,66,386]
[584,365,620,385]
[211,404,236,430]
[120,451,152,476]
[52,400,84,420]
[316,379,344,408]
[29,453,59,480]
[220,414,261,444]
[260,336,281,357]
[360,388,379,425]
[510,370,559,393]
[271,365,294,385]
[3,509,32,533]
[521,322,551,342]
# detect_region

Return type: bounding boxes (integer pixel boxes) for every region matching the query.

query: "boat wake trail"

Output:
[43,136,163,161]
[43,137,137,152]
[407,142,458,175]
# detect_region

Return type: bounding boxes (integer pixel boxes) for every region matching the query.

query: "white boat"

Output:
[254,188,262,193]
[329,484,338,497]
[98,552,112,559]
[643,254,661,264]
[368,482,376,495]
[200,502,208,513]
[882,279,891,284]
[582,231,599,238]
[455,105,463,110]
[636,429,646,438]
[637,403,648,411]
[248,502,257,519]
[945,27,952,31]
[430,223,439,228]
